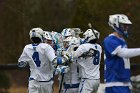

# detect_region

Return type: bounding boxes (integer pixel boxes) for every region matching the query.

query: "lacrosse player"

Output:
[67,29,102,93]
[44,30,69,72]
[56,36,73,93]
[18,28,70,93]
[103,14,140,93]
[44,30,70,82]
[62,36,81,93]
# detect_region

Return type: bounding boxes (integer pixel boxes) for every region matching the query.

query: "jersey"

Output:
[64,60,80,84]
[74,43,102,79]
[103,34,131,86]
[18,43,56,81]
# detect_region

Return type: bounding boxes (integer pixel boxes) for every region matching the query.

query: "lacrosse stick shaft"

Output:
[58,73,64,93]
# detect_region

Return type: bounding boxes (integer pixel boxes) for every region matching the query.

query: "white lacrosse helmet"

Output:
[108,14,132,37]
[29,27,44,42]
[63,36,73,48]
[61,28,73,39]
[69,37,80,47]
[44,31,53,40]
[83,29,100,42]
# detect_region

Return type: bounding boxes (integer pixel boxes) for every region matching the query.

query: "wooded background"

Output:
[0,0,140,91]
[0,0,140,64]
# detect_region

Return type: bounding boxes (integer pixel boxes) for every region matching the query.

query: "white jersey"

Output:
[18,43,56,81]
[64,59,80,84]
[72,43,102,79]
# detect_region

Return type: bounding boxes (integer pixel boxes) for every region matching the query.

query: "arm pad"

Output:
[116,46,140,58]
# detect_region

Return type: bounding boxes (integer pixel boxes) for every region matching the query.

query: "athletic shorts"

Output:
[105,86,131,93]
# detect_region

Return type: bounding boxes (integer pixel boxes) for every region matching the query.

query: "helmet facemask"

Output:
[63,37,72,49]
[44,31,54,46]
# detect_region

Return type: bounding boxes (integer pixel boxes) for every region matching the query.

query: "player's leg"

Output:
[28,80,40,93]
[70,88,79,93]
[63,88,79,93]
[79,79,100,93]
[40,81,54,93]
[91,79,100,93]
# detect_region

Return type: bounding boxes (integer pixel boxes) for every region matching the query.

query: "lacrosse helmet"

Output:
[108,14,132,37]
[63,36,73,48]
[83,29,100,43]
[44,31,53,40]
[69,37,80,49]
[44,31,55,47]
[29,27,44,43]
[61,28,73,39]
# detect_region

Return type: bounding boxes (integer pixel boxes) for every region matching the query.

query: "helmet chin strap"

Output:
[114,26,129,38]
[123,31,129,37]
[84,37,89,43]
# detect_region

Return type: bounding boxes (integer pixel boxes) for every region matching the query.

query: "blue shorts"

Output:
[105,86,131,93]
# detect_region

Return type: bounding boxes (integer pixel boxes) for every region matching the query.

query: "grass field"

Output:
[9,84,105,93]
[9,87,27,93]
[9,86,59,93]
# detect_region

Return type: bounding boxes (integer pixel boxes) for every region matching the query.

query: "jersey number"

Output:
[93,51,100,65]
[32,52,41,67]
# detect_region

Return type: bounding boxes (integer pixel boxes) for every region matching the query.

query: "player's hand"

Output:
[56,66,70,74]
[18,61,27,68]
[62,51,69,56]
[63,54,73,63]
[60,66,70,74]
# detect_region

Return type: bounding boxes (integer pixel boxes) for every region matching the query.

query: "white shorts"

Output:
[79,79,100,93]
[28,80,54,93]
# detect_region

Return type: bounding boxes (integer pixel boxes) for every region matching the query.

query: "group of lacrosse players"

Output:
[18,14,140,93]
[18,26,102,93]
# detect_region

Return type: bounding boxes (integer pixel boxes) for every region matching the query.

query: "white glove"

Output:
[63,54,73,63]
[62,51,70,56]
[56,66,70,74]
[52,56,70,67]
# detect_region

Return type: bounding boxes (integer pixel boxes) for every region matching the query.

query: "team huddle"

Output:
[18,14,140,93]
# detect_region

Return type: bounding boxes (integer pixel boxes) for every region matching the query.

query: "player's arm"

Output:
[45,45,70,67]
[18,47,29,67]
[63,45,93,60]
[113,45,140,58]
[104,38,140,58]
[65,45,82,58]
[71,45,93,59]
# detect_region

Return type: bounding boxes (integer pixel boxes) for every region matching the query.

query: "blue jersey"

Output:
[103,34,131,83]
